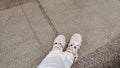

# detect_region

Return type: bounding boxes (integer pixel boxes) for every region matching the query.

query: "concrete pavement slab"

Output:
[40,0,120,57]
[21,1,55,56]
[0,6,44,68]
[0,1,55,68]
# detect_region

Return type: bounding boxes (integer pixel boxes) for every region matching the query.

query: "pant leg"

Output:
[37,48,66,68]
[63,52,74,68]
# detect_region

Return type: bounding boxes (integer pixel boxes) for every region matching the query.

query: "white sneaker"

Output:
[66,33,82,61]
[53,35,66,51]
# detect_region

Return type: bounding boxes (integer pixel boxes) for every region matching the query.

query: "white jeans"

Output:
[37,47,74,68]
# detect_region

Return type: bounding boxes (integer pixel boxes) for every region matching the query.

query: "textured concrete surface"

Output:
[0,0,120,68]
[72,33,120,68]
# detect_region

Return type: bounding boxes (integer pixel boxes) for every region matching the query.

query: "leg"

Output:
[37,35,66,68]
[63,52,74,68]
[63,33,82,68]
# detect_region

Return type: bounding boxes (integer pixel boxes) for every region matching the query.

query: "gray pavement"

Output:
[0,0,120,68]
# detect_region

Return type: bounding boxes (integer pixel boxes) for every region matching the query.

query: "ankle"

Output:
[53,44,63,51]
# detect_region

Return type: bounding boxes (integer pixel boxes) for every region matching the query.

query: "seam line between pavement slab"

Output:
[36,0,59,36]
[17,0,46,54]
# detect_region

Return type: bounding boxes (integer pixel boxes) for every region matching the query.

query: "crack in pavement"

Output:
[36,0,59,36]
[17,0,46,54]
